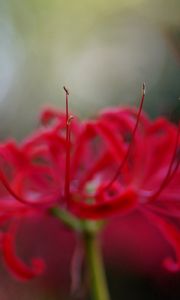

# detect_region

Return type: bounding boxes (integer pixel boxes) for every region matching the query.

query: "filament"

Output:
[103,83,146,192]
[63,86,71,203]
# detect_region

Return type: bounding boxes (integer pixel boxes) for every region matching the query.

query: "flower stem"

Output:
[50,207,82,231]
[83,230,110,300]
[50,208,110,299]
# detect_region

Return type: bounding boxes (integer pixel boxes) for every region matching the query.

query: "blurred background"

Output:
[0,0,180,299]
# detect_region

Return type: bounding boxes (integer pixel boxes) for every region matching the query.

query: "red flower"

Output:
[0,85,179,279]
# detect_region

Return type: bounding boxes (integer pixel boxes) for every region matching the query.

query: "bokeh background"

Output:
[0,0,180,299]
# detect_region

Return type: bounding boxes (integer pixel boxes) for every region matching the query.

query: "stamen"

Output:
[103,83,146,192]
[150,123,180,200]
[63,86,72,204]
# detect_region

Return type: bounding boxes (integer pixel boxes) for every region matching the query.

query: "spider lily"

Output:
[0,85,179,281]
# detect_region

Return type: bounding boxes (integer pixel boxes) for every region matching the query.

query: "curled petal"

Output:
[0,141,27,169]
[70,188,137,219]
[2,227,45,280]
[94,121,125,161]
[100,106,150,128]
[119,107,150,127]
[39,107,80,134]
[142,210,180,272]
[40,107,65,125]
[0,170,58,206]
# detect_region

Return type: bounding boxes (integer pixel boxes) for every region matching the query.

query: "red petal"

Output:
[142,210,180,272]
[40,107,65,125]
[70,188,137,219]
[0,169,58,206]
[2,226,45,280]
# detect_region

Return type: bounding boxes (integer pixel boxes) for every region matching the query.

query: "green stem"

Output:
[83,231,110,300]
[50,207,110,299]
[50,207,82,231]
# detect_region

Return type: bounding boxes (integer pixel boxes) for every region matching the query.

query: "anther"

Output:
[63,86,69,95]
[142,82,146,96]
